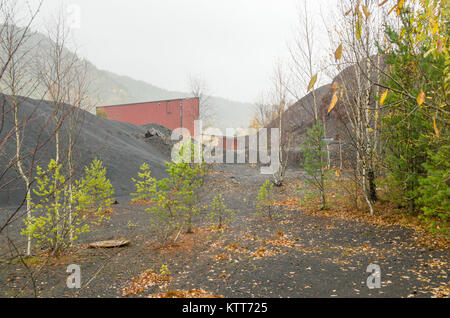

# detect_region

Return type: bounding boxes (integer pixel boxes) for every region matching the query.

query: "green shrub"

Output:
[380,7,449,217]
[76,157,115,217]
[146,141,204,244]
[21,158,114,254]
[254,180,277,220]
[160,264,171,276]
[300,120,328,210]
[418,144,450,234]
[207,194,235,231]
[147,187,184,245]
[22,160,79,253]
[131,163,157,202]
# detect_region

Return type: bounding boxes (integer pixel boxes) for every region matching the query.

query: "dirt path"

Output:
[1,164,448,298]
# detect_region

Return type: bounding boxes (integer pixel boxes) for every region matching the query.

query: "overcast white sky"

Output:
[35,0,335,103]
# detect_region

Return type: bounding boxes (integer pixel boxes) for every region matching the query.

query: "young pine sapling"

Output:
[206,194,235,231]
[254,180,277,220]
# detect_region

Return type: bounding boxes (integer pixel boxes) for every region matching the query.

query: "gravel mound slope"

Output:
[0,94,171,207]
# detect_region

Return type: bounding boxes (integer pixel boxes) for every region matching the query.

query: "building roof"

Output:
[97,97,199,109]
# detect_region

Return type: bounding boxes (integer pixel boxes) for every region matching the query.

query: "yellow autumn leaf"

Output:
[380,89,389,106]
[417,91,426,106]
[433,118,440,138]
[332,82,339,93]
[432,22,439,35]
[395,0,405,16]
[328,93,338,113]
[356,22,362,40]
[335,169,341,177]
[335,44,343,61]
[307,74,318,92]
[388,4,397,15]
[362,5,371,18]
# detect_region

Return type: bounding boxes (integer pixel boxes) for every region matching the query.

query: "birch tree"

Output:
[64,59,90,243]
[0,0,43,255]
[251,62,292,186]
[270,62,292,186]
[34,8,86,248]
[289,0,329,200]
[324,0,388,215]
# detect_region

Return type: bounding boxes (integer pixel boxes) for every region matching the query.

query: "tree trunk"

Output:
[367,170,377,202]
[54,106,61,252]
[13,96,32,256]
[68,114,74,245]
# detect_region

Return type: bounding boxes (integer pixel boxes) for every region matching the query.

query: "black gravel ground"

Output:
[0,164,448,298]
[0,95,170,208]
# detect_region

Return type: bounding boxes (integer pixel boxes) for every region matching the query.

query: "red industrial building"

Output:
[203,135,238,151]
[223,136,238,150]
[96,97,199,135]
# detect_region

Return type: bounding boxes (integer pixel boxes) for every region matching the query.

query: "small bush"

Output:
[254,180,277,220]
[146,141,204,245]
[206,194,235,231]
[300,120,328,210]
[160,264,171,276]
[147,183,185,245]
[76,158,115,217]
[21,158,113,254]
[21,160,86,253]
[418,145,450,234]
[131,163,157,202]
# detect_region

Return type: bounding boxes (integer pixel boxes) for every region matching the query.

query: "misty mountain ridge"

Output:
[92,68,255,132]
[1,25,255,132]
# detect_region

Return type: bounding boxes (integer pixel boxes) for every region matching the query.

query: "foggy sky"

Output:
[35,0,334,103]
